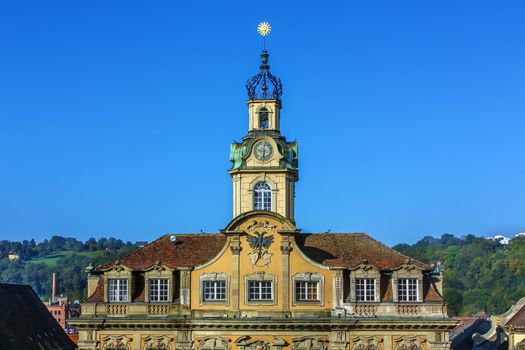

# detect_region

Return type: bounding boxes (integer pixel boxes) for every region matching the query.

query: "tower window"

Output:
[253,182,272,211]
[259,108,269,129]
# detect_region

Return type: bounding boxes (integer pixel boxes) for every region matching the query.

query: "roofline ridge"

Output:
[364,234,430,269]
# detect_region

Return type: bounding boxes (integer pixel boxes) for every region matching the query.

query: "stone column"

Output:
[329,331,348,350]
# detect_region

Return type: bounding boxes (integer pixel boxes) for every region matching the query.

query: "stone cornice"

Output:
[70,316,457,331]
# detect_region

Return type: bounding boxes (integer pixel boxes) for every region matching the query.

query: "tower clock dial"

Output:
[254,140,273,161]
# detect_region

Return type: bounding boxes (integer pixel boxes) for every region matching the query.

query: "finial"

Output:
[257,21,271,50]
[257,22,271,37]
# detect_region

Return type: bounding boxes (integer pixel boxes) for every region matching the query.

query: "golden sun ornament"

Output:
[257,22,271,36]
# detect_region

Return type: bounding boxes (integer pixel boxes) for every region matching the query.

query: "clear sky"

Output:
[1,1,524,246]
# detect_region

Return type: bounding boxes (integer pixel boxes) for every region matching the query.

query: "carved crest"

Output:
[246,220,277,231]
[393,336,426,350]
[247,231,274,266]
[112,260,125,272]
[292,337,328,350]
[198,336,230,350]
[351,336,383,350]
[102,335,131,350]
[144,335,173,350]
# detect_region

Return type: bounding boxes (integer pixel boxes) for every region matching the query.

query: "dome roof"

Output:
[246,50,283,100]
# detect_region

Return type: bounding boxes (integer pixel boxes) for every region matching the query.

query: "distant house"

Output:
[0,283,76,350]
[135,240,148,247]
[7,252,20,261]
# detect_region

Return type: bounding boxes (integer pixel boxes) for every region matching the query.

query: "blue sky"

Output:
[1,1,524,246]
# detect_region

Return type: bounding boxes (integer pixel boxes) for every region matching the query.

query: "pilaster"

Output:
[280,234,291,311]
[230,235,241,312]
[178,267,191,308]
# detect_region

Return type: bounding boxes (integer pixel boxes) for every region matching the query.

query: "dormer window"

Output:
[253,182,272,211]
[259,107,269,129]
[398,278,419,302]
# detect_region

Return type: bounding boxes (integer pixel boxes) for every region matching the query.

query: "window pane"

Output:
[203,280,226,301]
[253,182,272,211]
[149,279,169,302]
[398,278,418,302]
[355,278,376,302]
[295,281,319,301]
[248,281,273,301]
[108,279,128,302]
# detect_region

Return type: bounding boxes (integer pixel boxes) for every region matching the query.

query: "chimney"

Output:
[52,272,56,303]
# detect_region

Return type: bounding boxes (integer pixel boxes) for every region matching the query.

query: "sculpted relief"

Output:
[102,335,132,350]
[393,336,426,350]
[351,336,383,350]
[143,335,173,350]
[247,231,274,266]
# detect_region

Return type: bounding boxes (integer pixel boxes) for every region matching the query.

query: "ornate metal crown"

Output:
[246,50,283,100]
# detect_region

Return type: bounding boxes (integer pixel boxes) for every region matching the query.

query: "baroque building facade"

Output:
[71,49,456,350]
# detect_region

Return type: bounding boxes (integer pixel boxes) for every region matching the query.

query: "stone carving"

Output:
[292,336,328,350]
[102,335,131,350]
[113,260,125,272]
[393,336,426,350]
[399,258,416,271]
[143,335,173,350]
[351,336,383,350]
[198,336,230,350]
[153,260,165,272]
[247,231,274,266]
[235,336,286,350]
[516,339,525,350]
[246,220,277,231]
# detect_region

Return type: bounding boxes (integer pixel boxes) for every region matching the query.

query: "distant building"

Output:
[7,252,20,261]
[136,241,148,248]
[44,273,79,338]
[0,283,76,350]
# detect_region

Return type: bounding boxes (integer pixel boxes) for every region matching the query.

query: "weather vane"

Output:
[257,21,271,50]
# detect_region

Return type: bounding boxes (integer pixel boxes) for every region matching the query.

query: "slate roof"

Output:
[0,283,76,350]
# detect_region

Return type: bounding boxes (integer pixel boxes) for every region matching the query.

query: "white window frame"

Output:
[294,280,320,302]
[148,278,169,302]
[202,280,227,302]
[247,280,274,302]
[398,278,419,302]
[355,278,377,302]
[253,182,272,211]
[108,279,128,302]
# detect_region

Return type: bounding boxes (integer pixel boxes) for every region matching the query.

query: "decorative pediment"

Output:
[102,335,132,350]
[292,272,322,282]
[394,259,423,272]
[201,272,228,281]
[245,271,272,281]
[351,336,383,350]
[350,259,379,272]
[197,336,230,350]
[291,336,328,350]
[143,335,174,350]
[393,336,427,350]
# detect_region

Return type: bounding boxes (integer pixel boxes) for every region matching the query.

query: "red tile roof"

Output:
[506,303,525,327]
[96,234,228,271]
[295,233,430,270]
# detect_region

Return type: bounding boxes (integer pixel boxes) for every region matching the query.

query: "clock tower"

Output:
[229,50,298,221]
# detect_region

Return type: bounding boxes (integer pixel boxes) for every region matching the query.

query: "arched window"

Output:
[253,182,272,211]
[259,108,269,129]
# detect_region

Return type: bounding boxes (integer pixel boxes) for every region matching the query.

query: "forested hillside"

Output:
[0,236,138,301]
[394,234,525,316]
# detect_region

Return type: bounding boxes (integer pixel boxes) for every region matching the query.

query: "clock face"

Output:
[254,140,273,161]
